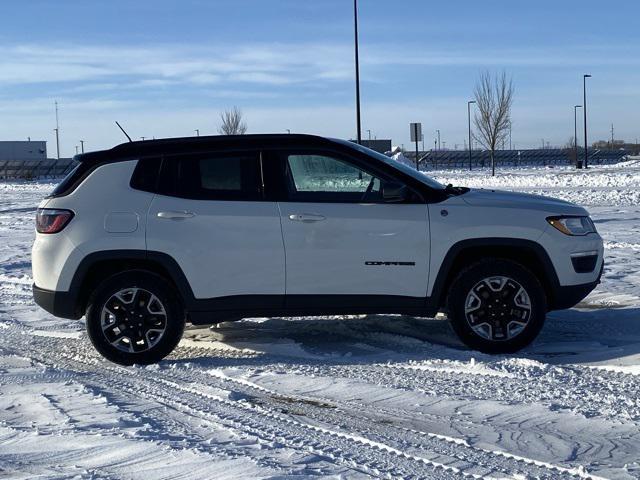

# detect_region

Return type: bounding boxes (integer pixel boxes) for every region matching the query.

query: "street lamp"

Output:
[574,105,582,168]
[353,0,362,144]
[366,129,371,141]
[467,100,476,170]
[583,74,592,168]
[194,129,200,137]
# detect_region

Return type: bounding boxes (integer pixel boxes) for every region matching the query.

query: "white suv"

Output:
[32,134,604,365]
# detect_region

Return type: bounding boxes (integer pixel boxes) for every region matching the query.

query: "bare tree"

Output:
[218,106,247,135]
[473,71,514,176]
[565,136,578,165]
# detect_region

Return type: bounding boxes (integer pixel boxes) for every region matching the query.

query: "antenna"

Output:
[115,121,133,142]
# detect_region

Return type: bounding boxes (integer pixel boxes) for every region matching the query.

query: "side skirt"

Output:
[188,294,439,325]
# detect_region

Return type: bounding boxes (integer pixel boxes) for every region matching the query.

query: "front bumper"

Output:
[551,261,604,310]
[33,284,83,319]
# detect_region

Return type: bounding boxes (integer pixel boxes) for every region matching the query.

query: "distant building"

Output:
[350,139,392,154]
[0,141,76,179]
[592,140,638,153]
[0,141,47,161]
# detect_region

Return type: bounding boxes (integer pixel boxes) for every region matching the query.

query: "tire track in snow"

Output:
[2,323,604,479]
[1,325,463,479]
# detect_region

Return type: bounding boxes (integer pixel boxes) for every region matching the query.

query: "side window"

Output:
[130,158,161,193]
[284,153,386,203]
[159,152,262,201]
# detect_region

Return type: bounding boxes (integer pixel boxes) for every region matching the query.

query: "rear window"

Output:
[48,162,88,198]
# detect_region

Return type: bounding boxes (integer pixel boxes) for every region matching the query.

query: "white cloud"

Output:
[0,43,354,88]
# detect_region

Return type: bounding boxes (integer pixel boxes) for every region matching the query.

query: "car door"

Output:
[275,149,430,304]
[146,150,285,304]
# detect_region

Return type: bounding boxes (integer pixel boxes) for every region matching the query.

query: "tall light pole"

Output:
[80,140,85,153]
[436,129,441,150]
[583,74,591,168]
[467,100,476,170]
[194,129,200,137]
[54,101,60,159]
[353,0,362,144]
[366,129,371,141]
[574,105,582,168]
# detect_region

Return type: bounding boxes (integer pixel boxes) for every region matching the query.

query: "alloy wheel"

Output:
[464,276,532,341]
[100,287,167,353]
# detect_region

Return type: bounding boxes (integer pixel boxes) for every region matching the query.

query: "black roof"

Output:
[74,133,337,163]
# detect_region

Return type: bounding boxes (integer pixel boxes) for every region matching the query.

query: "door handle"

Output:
[157,210,195,219]
[289,213,326,223]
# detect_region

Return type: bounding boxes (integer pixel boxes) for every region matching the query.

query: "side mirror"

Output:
[382,181,409,202]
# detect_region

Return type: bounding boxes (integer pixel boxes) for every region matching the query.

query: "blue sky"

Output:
[1,0,639,156]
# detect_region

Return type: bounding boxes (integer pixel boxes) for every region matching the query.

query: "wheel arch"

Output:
[431,238,560,312]
[70,250,195,318]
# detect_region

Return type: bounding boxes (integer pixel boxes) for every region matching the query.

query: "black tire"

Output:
[447,259,546,354]
[86,270,185,365]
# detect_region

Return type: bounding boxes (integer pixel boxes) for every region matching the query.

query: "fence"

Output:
[0,158,78,180]
[410,148,630,170]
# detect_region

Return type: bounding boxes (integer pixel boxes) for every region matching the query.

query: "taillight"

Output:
[36,208,74,234]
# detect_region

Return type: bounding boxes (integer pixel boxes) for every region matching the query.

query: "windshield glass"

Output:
[333,139,445,190]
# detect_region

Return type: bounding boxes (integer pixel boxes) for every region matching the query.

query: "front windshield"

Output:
[333,139,445,190]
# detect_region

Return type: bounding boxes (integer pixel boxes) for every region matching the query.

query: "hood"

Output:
[461,188,588,215]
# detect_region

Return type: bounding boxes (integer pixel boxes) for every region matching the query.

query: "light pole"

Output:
[194,129,200,137]
[583,74,591,168]
[54,101,60,160]
[436,129,441,150]
[574,105,582,168]
[468,100,476,170]
[80,140,85,153]
[366,129,371,141]
[353,0,362,144]
[286,129,291,134]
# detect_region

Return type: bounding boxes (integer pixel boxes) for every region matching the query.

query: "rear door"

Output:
[272,149,430,302]
[146,150,285,303]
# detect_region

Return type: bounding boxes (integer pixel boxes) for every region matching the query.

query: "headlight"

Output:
[547,216,596,236]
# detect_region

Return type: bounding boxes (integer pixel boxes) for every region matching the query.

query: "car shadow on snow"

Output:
[174,306,640,368]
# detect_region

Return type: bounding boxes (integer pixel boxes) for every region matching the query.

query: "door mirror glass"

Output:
[382,181,408,202]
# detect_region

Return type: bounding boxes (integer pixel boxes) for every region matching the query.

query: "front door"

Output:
[275,150,430,302]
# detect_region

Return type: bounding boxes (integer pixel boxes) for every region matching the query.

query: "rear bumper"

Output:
[33,284,82,319]
[550,262,604,310]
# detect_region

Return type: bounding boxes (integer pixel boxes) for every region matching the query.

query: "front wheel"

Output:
[447,259,546,354]
[86,271,185,365]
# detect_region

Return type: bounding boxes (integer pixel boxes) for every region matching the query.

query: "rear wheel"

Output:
[86,271,185,365]
[447,259,546,354]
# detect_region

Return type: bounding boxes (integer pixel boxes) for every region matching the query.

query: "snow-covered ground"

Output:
[1,161,639,479]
